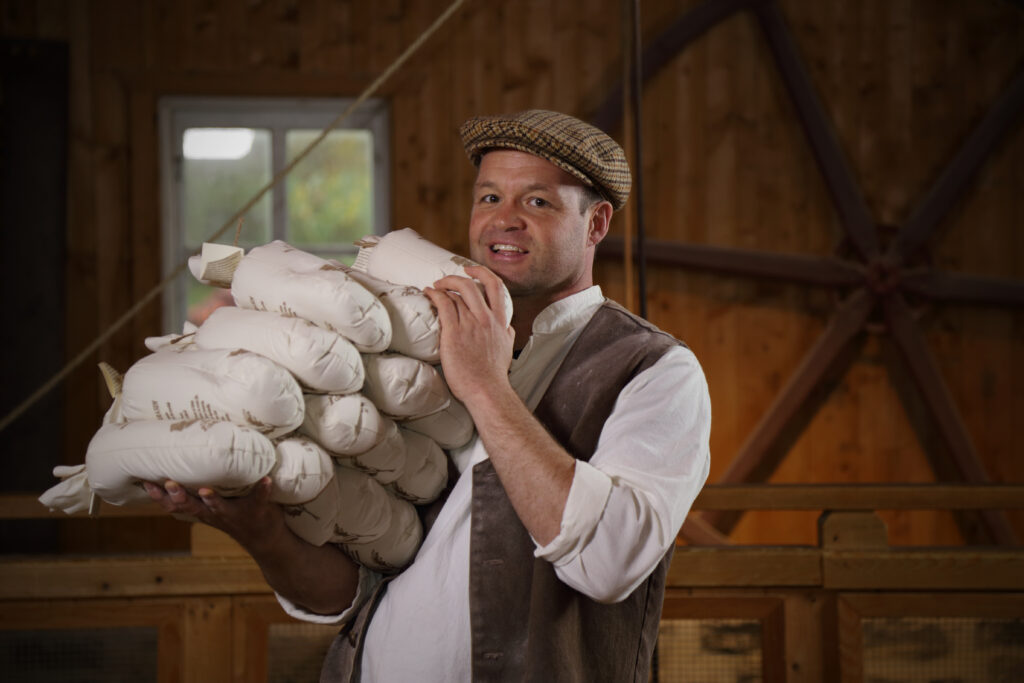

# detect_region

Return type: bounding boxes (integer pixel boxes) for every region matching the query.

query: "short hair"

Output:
[578,183,605,214]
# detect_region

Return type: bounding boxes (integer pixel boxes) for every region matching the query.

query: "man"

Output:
[145,109,711,682]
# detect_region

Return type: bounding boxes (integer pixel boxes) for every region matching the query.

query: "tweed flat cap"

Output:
[459,110,631,211]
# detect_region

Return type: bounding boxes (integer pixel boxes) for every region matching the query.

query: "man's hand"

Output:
[143,477,288,556]
[144,477,361,615]
[426,264,575,545]
[423,265,516,403]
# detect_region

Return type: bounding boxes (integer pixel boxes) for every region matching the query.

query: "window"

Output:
[158,97,390,333]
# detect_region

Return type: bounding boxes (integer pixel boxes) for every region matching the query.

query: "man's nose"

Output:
[493,202,526,229]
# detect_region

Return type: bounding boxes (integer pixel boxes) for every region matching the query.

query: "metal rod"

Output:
[630,0,648,319]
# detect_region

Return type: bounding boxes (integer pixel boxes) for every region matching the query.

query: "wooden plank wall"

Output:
[1,0,1021,551]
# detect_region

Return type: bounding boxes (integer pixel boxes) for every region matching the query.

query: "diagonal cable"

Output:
[0,0,467,436]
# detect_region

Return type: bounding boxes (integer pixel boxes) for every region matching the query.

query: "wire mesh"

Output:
[0,627,158,683]
[654,617,763,683]
[861,616,1024,683]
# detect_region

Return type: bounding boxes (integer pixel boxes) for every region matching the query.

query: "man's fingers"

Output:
[143,481,163,501]
[430,274,493,321]
[464,265,509,324]
[165,480,190,505]
[424,286,459,325]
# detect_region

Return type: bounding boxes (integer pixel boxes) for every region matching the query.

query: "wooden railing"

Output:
[2,484,1022,682]
[2,484,1022,599]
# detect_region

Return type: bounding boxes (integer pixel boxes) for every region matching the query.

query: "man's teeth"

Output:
[492,244,524,253]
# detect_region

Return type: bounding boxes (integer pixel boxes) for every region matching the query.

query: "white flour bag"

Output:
[361,352,451,420]
[85,419,277,506]
[300,393,388,456]
[195,306,364,394]
[353,228,513,327]
[119,348,304,438]
[232,241,391,352]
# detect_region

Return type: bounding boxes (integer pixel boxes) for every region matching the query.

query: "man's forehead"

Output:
[475,149,587,189]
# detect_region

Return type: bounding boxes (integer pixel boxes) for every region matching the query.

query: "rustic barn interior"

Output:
[1,0,1022,680]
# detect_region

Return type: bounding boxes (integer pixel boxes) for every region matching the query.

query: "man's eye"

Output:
[480,194,499,204]
[528,197,549,208]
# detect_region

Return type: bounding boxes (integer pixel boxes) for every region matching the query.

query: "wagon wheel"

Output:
[594,0,1024,545]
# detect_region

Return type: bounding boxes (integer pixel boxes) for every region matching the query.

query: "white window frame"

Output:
[157,96,390,334]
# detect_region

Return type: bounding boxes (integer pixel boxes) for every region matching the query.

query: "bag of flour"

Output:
[195,306,364,394]
[353,227,513,327]
[119,348,304,438]
[232,241,391,353]
[85,419,277,505]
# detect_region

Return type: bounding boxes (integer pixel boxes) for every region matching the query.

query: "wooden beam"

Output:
[704,289,875,533]
[3,493,165,519]
[893,66,1024,264]
[882,293,1018,545]
[901,270,1024,308]
[692,484,1024,511]
[818,511,888,549]
[0,556,270,600]
[597,236,864,288]
[823,549,1024,590]
[590,0,757,132]
[667,546,822,587]
[753,1,879,260]
[679,513,733,545]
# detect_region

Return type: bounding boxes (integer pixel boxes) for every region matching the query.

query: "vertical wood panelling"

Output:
[3,0,1022,550]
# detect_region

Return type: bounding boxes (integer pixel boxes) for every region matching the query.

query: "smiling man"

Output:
[338,110,711,681]
[145,110,711,682]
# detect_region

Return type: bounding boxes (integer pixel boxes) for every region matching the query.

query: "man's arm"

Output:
[144,477,360,615]
[424,266,574,546]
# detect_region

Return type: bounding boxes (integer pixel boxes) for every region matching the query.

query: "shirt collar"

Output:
[530,285,605,337]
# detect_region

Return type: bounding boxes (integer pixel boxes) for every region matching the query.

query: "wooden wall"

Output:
[1,0,1022,551]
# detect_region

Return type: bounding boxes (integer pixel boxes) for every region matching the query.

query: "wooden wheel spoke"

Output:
[893,68,1024,264]
[588,1,1021,546]
[679,514,733,546]
[590,0,756,132]
[753,1,879,261]
[599,237,863,287]
[703,290,876,534]
[882,294,1018,545]
[902,270,1024,308]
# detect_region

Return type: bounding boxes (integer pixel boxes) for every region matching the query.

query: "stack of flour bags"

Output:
[39,228,512,573]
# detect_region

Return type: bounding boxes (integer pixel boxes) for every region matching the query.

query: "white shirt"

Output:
[279,286,712,681]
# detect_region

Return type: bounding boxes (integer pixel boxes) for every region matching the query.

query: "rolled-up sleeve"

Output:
[275,565,383,625]
[534,345,711,603]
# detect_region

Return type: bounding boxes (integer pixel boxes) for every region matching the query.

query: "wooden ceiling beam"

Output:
[590,0,758,132]
[881,293,1018,545]
[753,1,879,261]
[902,270,1024,308]
[892,67,1024,265]
[599,236,863,288]
[702,289,876,534]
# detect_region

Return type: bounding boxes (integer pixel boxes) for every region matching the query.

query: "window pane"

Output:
[186,280,234,327]
[286,129,373,249]
[183,127,272,247]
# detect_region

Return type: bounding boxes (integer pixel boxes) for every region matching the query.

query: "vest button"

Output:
[483,651,504,660]
[483,558,504,566]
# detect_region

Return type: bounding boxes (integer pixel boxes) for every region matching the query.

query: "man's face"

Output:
[468,150,608,304]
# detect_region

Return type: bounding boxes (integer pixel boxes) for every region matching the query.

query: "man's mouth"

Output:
[491,243,526,254]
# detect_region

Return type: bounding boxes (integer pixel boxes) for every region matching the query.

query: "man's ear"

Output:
[587,201,613,247]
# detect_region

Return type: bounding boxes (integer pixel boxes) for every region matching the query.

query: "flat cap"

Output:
[459,109,631,211]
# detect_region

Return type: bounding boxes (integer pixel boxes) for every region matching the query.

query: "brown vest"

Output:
[322,301,684,682]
